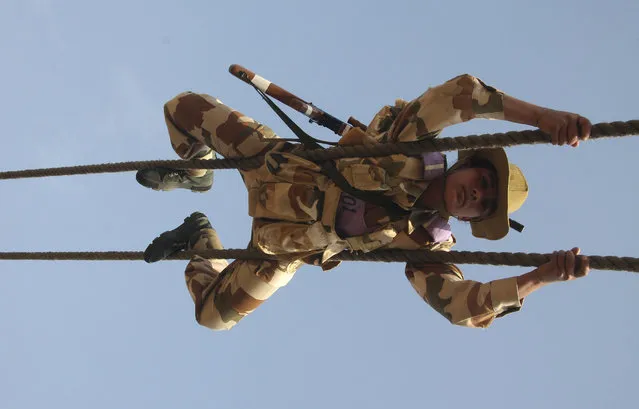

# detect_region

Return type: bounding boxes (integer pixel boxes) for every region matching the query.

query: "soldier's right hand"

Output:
[535,247,590,283]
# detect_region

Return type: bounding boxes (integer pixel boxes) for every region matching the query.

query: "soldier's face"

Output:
[444,167,498,219]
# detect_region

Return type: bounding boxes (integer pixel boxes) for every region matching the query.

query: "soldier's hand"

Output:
[537,109,592,147]
[338,127,377,146]
[536,247,590,283]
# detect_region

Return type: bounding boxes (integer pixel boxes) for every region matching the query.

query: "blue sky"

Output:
[1,1,638,408]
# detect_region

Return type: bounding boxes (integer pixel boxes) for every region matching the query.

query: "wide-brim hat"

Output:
[457,148,529,240]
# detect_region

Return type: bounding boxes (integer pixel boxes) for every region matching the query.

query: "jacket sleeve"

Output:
[405,262,523,328]
[367,74,505,143]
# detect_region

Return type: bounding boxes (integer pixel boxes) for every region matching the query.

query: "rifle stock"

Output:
[229,64,360,136]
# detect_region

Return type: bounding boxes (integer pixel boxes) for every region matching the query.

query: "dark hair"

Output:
[448,156,499,222]
[450,156,497,174]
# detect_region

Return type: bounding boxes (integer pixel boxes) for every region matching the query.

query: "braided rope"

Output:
[1,249,637,272]
[298,120,639,160]
[0,157,263,180]
[1,120,637,180]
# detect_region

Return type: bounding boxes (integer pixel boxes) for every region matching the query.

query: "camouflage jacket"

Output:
[244,74,523,328]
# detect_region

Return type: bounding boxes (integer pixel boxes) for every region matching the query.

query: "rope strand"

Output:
[1,250,637,272]
[1,120,637,180]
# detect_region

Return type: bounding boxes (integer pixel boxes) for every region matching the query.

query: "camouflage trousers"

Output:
[164,92,307,331]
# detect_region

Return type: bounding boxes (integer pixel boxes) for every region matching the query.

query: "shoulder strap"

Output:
[250,84,410,217]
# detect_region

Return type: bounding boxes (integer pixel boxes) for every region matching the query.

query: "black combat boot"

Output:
[143,212,213,263]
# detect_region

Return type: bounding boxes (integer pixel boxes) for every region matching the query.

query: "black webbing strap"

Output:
[247,81,410,217]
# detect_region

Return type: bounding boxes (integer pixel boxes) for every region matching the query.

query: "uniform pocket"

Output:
[248,182,322,222]
[341,164,389,191]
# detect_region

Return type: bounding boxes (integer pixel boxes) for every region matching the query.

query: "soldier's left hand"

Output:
[537,109,592,148]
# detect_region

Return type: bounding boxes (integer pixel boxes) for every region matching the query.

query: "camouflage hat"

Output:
[458,148,529,240]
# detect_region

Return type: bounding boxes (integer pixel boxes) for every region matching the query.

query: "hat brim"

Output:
[458,148,510,240]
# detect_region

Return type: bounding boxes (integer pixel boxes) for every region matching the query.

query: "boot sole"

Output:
[136,175,211,193]
[190,185,212,193]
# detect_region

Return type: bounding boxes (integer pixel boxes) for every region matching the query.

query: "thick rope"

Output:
[0,158,263,180]
[1,250,637,272]
[300,120,639,161]
[1,120,637,180]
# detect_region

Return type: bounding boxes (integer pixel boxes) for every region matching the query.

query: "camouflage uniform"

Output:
[164,74,523,331]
